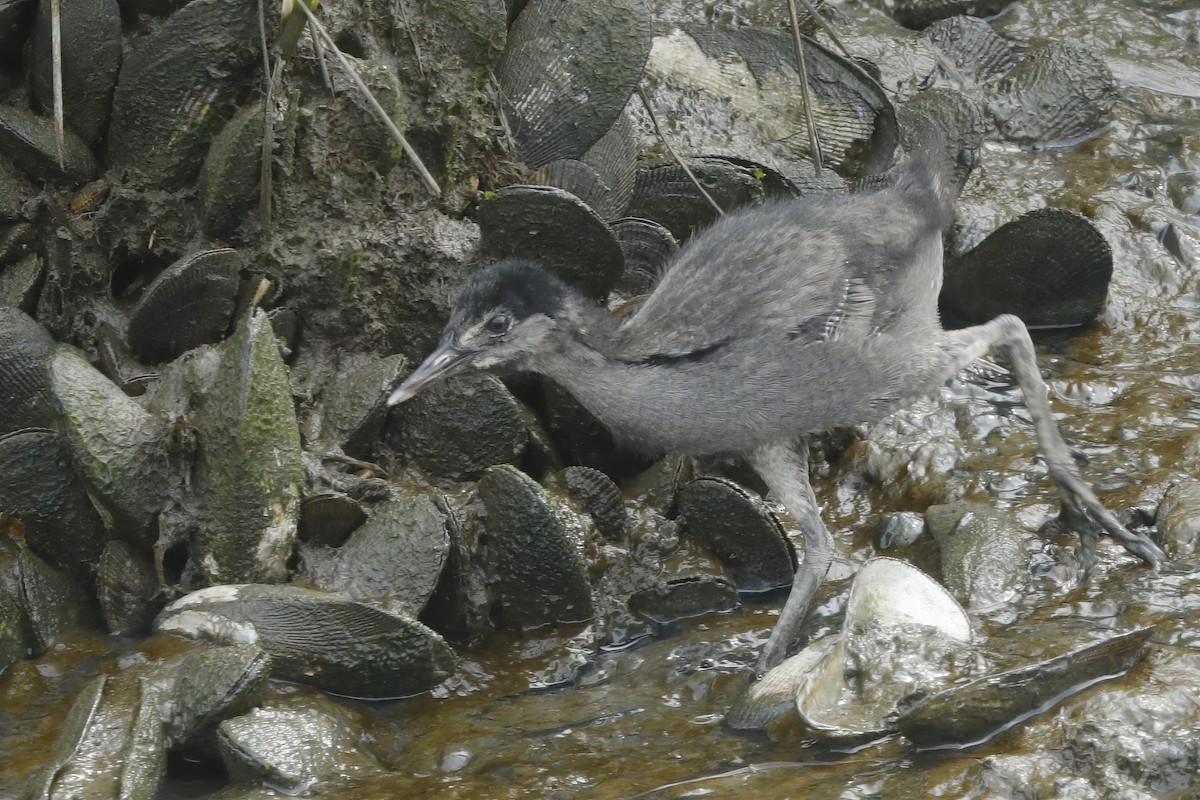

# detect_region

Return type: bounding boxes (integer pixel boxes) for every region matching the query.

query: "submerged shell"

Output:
[218,706,352,794]
[890,0,1010,29]
[896,626,1155,748]
[477,184,625,299]
[941,207,1113,329]
[32,0,121,146]
[0,428,105,581]
[194,308,303,584]
[107,0,268,186]
[48,347,172,539]
[988,41,1116,144]
[0,306,57,434]
[479,464,594,630]
[0,104,99,185]
[498,0,652,167]
[637,27,897,183]
[156,584,456,698]
[126,248,241,363]
[677,476,796,593]
[299,493,450,616]
[924,501,1029,609]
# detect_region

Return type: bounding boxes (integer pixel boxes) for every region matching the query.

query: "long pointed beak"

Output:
[387,337,473,406]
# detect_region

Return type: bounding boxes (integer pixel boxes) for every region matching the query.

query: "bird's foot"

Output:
[1051,465,1166,570]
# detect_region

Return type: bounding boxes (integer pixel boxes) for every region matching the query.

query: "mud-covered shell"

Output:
[988,41,1116,145]
[896,626,1155,748]
[199,100,266,236]
[0,428,106,581]
[393,372,528,481]
[677,476,796,593]
[923,15,1013,86]
[166,643,272,750]
[194,308,303,585]
[31,0,121,147]
[96,540,161,635]
[638,27,897,183]
[48,347,171,539]
[477,184,625,299]
[107,0,270,186]
[0,252,44,312]
[298,492,367,548]
[941,207,1113,329]
[217,705,351,794]
[478,464,594,630]
[498,0,652,167]
[0,104,99,185]
[0,304,57,435]
[612,217,678,296]
[299,493,450,616]
[319,353,409,460]
[126,248,242,363]
[1,532,90,654]
[155,584,456,698]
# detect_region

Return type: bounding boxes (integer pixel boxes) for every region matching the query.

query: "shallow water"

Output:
[7,0,1200,797]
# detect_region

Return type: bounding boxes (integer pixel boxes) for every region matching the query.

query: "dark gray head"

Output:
[387,259,576,405]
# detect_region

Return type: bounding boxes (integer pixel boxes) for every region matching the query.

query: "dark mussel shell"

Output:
[31,0,121,147]
[126,248,241,363]
[611,217,678,296]
[941,207,1113,329]
[498,0,652,167]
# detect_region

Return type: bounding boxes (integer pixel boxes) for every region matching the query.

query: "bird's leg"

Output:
[747,437,837,675]
[941,314,1165,571]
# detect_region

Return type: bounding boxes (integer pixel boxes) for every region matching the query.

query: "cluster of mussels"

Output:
[0,0,1156,792]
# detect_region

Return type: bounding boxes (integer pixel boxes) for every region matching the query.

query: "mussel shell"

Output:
[97,540,161,635]
[194,308,303,584]
[895,626,1155,748]
[48,347,172,539]
[625,157,763,242]
[988,41,1116,145]
[0,104,99,185]
[31,0,121,147]
[167,643,272,750]
[924,501,1029,609]
[941,207,1113,329]
[393,372,528,481]
[923,15,1014,86]
[126,248,242,363]
[0,221,37,265]
[478,464,595,629]
[726,635,838,730]
[319,353,409,460]
[0,303,57,435]
[299,493,450,616]
[628,573,738,626]
[156,584,456,698]
[217,705,350,794]
[298,492,367,548]
[199,100,266,236]
[546,465,629,542]
[611,217,678,296]
[1155,479,1200,560]
[890,0,1010,29]
[638,27,897,183]
[0,428,106,583]
[107,0,269,186]
[498,0,652,167]
[0,252,45,312]
[0,0,35,58]
[895,87,987,197]
[677,476,796,593]
[477,184,625,299]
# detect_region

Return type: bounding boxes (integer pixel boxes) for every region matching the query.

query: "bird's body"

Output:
[389,156,1164,674]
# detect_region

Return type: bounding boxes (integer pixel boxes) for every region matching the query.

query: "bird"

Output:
[386,154,1165,675]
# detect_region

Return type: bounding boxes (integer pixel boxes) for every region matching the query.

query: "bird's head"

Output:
[387,259,576,405]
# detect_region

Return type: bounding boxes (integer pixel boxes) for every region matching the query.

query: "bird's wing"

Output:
[613,189,932,360]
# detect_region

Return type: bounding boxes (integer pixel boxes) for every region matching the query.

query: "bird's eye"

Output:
[485,313,511,335]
